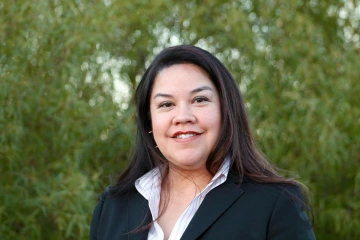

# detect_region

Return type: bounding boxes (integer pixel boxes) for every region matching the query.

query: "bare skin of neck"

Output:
[157,166,213,240]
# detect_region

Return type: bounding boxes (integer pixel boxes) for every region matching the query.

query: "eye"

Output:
[159,101,174,108]
[193,96,209,103]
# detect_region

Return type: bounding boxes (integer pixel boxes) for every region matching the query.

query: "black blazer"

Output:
[90,173,315,240]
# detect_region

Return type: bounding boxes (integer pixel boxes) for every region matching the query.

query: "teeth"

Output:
[176,134,196,139]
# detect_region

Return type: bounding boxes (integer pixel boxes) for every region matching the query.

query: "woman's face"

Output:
[150,64,221,171]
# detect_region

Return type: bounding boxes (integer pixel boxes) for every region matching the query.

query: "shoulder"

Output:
[242,181,304,201]
[240,181,309,217]
[89,188,128,226]
[241,182,315,239]
[89,188,142,240]
[96,187,141,210]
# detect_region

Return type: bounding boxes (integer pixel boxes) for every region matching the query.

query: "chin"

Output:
[171,159,206,170]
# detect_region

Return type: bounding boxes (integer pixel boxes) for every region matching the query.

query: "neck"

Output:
[166,164,213,195]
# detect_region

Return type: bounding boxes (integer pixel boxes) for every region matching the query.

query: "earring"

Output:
[148,130,157,148]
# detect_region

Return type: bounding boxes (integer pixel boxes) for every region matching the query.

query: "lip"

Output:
[171,131,202,138]
[171,131,202,143]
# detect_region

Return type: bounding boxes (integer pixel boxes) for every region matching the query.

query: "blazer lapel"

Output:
[180,173,245,240]
[127,191,152,240]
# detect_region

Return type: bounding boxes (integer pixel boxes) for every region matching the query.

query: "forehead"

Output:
[151,64,215,94]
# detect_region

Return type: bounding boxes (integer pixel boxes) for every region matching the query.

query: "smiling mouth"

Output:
[175,133,198,139]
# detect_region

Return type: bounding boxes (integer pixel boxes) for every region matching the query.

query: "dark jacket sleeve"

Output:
[267,189,316,240]
[89,191,107,240]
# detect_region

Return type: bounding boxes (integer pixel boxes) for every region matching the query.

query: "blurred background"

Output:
[1,0,359,239]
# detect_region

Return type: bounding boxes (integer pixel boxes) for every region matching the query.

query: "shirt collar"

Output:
[135,157,230,201]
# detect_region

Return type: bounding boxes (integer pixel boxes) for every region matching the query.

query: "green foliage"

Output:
[1,0,359,239]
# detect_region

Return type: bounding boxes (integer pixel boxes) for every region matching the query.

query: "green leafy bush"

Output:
[1,0,359,239]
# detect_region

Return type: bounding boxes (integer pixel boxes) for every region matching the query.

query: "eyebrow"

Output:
[191,86,213,94]
[153,86,213,99]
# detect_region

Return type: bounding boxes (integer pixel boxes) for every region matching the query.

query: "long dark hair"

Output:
[110,45,307,197]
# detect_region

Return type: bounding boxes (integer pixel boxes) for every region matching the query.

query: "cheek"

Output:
[205,108,221,125]
[205,111,222,138]
[151,112,168,136]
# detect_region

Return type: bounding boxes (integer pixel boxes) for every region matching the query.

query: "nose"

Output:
[172,104,196,125]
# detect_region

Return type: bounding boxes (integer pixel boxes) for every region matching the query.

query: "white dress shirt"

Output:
[135,158,230,240]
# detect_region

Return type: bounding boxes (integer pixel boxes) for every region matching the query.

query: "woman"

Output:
[90,45,315,240]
